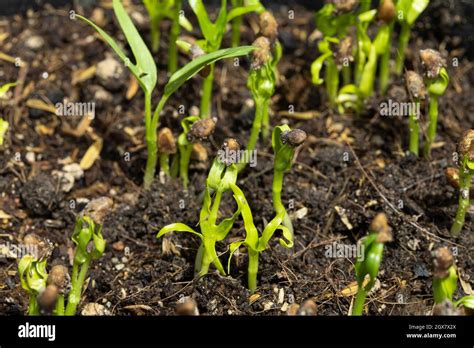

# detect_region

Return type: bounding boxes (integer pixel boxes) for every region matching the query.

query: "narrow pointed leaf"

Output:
[156,223,202,239]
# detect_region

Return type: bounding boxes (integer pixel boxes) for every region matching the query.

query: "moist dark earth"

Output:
[0,0,472,316]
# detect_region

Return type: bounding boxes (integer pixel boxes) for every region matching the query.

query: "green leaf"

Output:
[311,52,332,85]
[91,225,106,259]
[227,5,262,23]
[113,0,157,94]
[258,210,284,250]
[455,296,474,309]
[207,159,226,191]
[0,82,17,99]
[0,118,9,145]
[406,0,429,26]
[433,266,458,304]
[374,24,391,55]
[178,13,193,32]
[358,9,377,23]
[189,0,215,42]
[164,45,254,98]
[427,67,449,96]
[156,222,202,239]
[215,203,241,241]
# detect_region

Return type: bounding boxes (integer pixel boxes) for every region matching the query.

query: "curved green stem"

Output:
[408,99,420,156]
[200,64,215,118]
[450,168,471,236]
[273,169,293,236]
[395,23,410,75]
[352,288,367,315]
[261,98,270,142]
[379,23,394,95]
[424,93,438,157]
[150,15,162,53]
[342,65,351,86]
[55,294,65,316]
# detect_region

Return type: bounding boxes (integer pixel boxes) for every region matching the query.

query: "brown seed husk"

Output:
[378,0,396,23]
[433,247,454,279]
[405,70,426,100]
[282,129,307,147]
[176,297,199,316]
[80,197,113,225]
[37,285,59,315]
[158,127,177,155]
[47,264,71,295]
[419,49,446,79]
[251,36,272,70]
[370,213,393,243]
[458,129,474,161]
[334,36,354,67]
[187,118,216,141]
[259,11,278,42]
[23,233,53,260]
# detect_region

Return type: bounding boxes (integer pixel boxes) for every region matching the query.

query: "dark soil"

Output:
[0,0,472,316]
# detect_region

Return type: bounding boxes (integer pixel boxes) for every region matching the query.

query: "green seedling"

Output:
[158,127,177,177]
[405,70,426,156]
[228,184,293,292]
[179,117,216,188]
[18,235,51,315]
[355,9,377,97]
[450,130,474,236]
[419,49,449,157]
[432,247,474,314]
[19,198,112,316]
[157,139,241,276]
[395,0,429,75]
[272,125,307,237]
[143,0,192,72]
[0,118,8,146]
[65,197,112,315]
[376,0,396,95]
[189,0,261,118]
[352,213,392,316]
[237,36,277,172]
[77,0,254,189]
[311,1,356,107]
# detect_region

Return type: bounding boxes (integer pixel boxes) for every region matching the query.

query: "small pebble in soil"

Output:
[81,303,111,316]
[297,299,317,316]
[176,297,199,316]
[25,152,35,163]
[115,263,125,271]
[25,35,45,50]
[96,56,126,91]
[112,241,125,251]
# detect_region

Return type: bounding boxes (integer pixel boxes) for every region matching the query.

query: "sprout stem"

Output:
[395,23,410,75]
[29,295,39,316]
[179,144,193,188]
[424,93,438,157]
[342,64,351,86]
[65,257,91,316]
[272,169,293,236]
[248,249,259,293]
[160,153,170,176]
[326,58,339,107]
[150,15,162,53]
[450,166,472,236]
[238,97,267,172]
[379,23,394,95]
[168,0,181,73]
[231,0,243,47]
[408,98,420,156]
[352,288,367,315]
[55,295,65,316]
[261,98,270,142]
[200,64,215,118]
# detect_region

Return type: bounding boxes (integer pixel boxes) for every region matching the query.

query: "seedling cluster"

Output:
[18,198,112,315]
